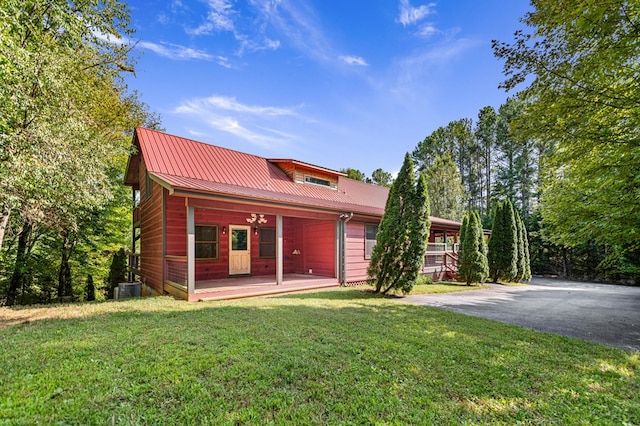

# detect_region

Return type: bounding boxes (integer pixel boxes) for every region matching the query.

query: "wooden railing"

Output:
[128,253,141,281]
[423,245,458,276]
[165,256,187,287]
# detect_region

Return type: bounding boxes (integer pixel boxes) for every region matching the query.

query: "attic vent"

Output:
[305,176,331,187]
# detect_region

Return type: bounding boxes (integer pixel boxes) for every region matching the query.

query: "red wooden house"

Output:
[124,128,461,301]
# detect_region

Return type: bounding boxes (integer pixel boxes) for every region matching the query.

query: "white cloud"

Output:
[189,96,297,117]
[415,23,439,38]
[397,0,436,26]
[138,41,213,60]
[93,30,214,61]
[173,95,303,148]
[340,55,369,66]
[187,0,236,35]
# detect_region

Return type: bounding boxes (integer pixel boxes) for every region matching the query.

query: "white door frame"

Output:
[229,224,251,275]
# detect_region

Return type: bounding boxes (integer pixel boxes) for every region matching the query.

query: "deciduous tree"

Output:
[425,154,465,222]
[493,0,640,278]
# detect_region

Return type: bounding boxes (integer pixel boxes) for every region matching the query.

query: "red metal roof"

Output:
[129,128,461,227]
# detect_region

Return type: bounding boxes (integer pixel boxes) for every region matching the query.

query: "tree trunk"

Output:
[6,221,32,306]
[57,231,75,299]
[0,206,10,253]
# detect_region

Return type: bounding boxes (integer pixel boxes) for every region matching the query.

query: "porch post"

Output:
[187,206,195,295]
[276,214,283,285]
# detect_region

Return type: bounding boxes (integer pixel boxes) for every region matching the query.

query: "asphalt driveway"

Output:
[404,277,640,351]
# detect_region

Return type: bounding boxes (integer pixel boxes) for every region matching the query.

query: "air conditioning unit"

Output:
[117,282,142,299]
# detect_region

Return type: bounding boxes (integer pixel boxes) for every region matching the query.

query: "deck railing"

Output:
[165,256,187,286]
[423,243,458,273]
[128,253,141,281]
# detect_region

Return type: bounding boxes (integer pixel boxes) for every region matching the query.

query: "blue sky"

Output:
[124,0,531,176]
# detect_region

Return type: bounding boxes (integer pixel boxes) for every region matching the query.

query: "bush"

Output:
[415,274,434,286]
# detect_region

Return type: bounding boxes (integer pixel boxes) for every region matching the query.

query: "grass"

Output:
[1,289,639,424]
[402,282,489,295]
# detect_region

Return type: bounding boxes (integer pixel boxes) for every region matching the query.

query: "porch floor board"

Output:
[192,273,339,302]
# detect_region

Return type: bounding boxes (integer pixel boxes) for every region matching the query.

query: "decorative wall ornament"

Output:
[246,213,268,225]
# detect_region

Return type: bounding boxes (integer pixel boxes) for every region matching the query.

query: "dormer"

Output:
[268,159,345,190]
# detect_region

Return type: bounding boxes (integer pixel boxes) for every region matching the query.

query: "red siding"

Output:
[301,220,336,277]
[345,221,371,282]
[139,160,164,292]
[165,196,306,280]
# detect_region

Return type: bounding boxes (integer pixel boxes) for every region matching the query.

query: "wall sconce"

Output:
[221,226,227,235]
[292,249,301,255]
[254,226,258,236]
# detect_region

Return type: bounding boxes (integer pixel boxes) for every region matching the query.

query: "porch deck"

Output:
[165,273,339,302]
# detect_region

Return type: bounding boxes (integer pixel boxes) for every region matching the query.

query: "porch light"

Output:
[254,226,258,236]
[221,226,226,235]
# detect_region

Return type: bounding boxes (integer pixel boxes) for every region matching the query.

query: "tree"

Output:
[474,106,498,216]
[493,0,640,278]
[0,1,162,305]
[487,200,518,283]
[515,211,527,282]
[369,168,393,187]
[425,154,465,222]
[85,275,96,302]
[517,212,532,282]
[368,153,430,294]
[106,248,127,299]
[340,168,366,181]
[458,211,489,285]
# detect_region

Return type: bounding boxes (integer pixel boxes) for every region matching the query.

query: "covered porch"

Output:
[164,273,338,302]
[162,195,347,301]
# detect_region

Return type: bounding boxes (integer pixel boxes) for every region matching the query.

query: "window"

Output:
[365,223,378,259]
[304,176,331,187]
[195,225,219,260]
[259,227,276,259]
[145,172,153,199]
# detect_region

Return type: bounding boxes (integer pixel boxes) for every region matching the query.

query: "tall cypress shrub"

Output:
[515,210,526,281]
[368,153,430,294]
[487,202,503,281]
[474,210,489,281]
[488,200,518,283]
[458,211,488,285]
[85,274,96,301]
[107,248,127,299]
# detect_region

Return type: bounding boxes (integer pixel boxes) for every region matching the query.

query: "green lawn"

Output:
[1,289,638,424]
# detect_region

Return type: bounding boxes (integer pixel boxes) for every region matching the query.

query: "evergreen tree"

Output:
[487,200,518,283]
[107,248,127,299]
[520,215,532,282]
[515,210,527,282]
[458,211,489,285]
[401,173,430,293]
[368,153,430,294]
[85,275,96,302]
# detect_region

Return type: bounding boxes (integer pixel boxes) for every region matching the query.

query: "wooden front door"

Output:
[229,225,251,275]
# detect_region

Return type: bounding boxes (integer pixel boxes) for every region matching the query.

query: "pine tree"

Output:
[368,153,430,294]
[85,274,96,301]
